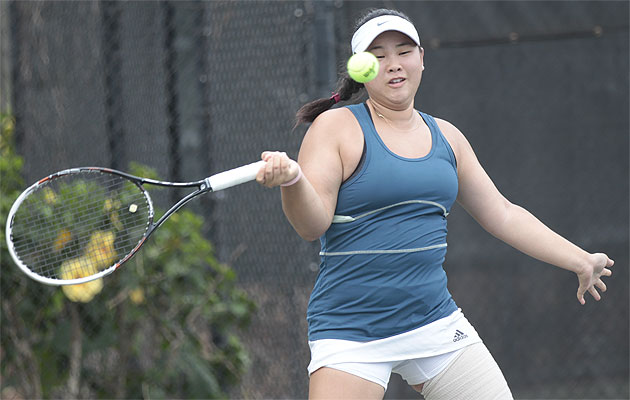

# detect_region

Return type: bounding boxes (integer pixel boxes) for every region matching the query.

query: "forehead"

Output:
[368,31,415,49]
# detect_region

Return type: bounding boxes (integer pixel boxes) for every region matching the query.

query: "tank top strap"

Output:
[419,111,457,169]
[345,103,380,148]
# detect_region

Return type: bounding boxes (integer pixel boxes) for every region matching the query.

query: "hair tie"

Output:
[330,92,341,104]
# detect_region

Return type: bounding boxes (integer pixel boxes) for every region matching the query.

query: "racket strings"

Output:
[10,171,151,281]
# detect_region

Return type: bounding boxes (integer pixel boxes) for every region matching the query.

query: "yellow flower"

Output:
[104,198,124,231]
[104,198,113,212]
[42,187,57,205]
[59,256,103,303]
[110,211,123,231]
[129,288,145,305]
[84,231,118,268]
[53,229,72,252]
[58,230,116,303]
[103,198,120,212]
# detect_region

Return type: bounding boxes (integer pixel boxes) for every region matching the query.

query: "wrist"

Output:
[281,164,303,187]
[571,251,594,274]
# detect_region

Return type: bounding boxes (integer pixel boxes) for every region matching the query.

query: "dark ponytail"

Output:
[294,8,414,127]
[294,73,364,125]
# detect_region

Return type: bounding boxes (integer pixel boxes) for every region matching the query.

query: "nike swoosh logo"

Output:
[377,21,388,26]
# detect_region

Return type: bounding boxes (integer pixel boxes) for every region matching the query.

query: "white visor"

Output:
[351,15,421,54]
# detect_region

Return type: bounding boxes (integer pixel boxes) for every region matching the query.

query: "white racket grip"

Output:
[206,161,265,191]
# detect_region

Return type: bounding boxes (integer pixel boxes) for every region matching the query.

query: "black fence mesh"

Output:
[1,1,628,399]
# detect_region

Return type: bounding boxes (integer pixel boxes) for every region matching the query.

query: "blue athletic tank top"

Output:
[307,103,459,341]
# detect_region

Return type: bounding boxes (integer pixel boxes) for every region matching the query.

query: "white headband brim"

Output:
[351,15,421,54]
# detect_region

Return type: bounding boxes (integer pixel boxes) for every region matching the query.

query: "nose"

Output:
[386,57,402,73]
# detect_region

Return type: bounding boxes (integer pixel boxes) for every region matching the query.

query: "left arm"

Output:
[438,119,614,305]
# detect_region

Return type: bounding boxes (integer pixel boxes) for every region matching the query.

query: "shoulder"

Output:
[299,105,364,181]
[432,117,472,162]
[304,106,362,145]
[433,117,464,141]
[310,106,359,132]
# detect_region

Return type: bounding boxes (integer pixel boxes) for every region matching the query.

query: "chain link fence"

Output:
[1,1,628,399]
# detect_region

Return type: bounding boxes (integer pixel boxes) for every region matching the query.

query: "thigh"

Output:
[309,366,387,400]
[420,342,513,400]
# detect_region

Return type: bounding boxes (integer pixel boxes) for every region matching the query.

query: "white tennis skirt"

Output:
[308,308,482,375]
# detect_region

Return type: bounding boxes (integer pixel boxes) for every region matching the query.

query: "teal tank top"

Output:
[307,103,459,341]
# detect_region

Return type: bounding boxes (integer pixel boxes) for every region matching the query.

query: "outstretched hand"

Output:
[256,151,300,188]
[576,253,614,305]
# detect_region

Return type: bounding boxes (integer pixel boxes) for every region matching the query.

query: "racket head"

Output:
[5,168,154,286]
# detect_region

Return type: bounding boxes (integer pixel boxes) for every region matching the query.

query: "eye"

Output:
[399,51,411,56]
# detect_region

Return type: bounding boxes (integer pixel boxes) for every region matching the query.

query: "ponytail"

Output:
[294,73,364,126]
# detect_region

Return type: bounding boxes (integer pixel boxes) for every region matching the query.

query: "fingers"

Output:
[595,279,607,293]
[588,286,602,301]
[577,292,585,305]
[593,253,612,279]
[577,285,602,305]
[256,151,295,187]
[600,254,613,277]
[596,253,614,270]
[577,278,609,305]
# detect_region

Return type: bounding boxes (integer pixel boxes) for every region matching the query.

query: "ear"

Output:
[419,46,425,70]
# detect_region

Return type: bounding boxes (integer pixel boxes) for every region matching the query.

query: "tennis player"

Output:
[256,8,614,399]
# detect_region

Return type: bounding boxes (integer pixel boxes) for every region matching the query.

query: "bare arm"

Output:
[256,109,351,241]
[439,120,614,304]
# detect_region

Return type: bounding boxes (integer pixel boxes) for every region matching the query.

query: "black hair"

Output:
[294,8,414,126]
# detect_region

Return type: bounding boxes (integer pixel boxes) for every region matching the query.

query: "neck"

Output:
[368,98,419,131]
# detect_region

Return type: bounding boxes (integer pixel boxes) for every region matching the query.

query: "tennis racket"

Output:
[5,161,265,286]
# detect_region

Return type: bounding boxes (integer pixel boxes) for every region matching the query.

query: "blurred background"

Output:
[1,1,628,399]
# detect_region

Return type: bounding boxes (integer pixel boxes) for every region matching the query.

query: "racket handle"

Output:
[206,161,265,191]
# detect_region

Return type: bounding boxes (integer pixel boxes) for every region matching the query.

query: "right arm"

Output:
[257,109,353,241]
[438,118,613,304]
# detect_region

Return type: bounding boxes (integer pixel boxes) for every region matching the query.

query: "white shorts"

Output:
[324,348,463,389]
[308,309,482,390]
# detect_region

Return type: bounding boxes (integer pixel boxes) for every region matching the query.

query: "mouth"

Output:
[388,77,406,85]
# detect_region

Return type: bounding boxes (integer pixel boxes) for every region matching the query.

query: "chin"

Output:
[387,91,415,106]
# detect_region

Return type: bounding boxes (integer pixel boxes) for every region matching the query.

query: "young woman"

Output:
[255,8,613,400]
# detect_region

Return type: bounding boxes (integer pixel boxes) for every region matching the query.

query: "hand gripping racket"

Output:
[5,161,265,286]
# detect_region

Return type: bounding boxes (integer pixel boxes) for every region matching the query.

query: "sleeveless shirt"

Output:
[307,103,459,341]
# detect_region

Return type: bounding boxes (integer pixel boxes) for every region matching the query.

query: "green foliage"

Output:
[1,114,23,258]
[1,114,255,398]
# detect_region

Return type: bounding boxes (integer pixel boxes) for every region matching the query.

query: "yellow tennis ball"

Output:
[347,52,379,83]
